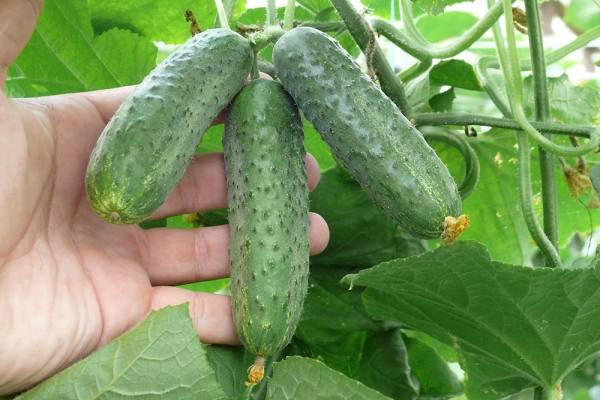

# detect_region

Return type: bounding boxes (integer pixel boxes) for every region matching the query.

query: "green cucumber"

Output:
[223,79,309,382]
[85,29,253,224]
[273,27,462,240]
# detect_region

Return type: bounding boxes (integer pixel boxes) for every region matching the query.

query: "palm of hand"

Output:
[0,89,237,394]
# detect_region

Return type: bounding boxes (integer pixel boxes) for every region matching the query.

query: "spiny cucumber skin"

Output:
[273,27,461,239]
[224,79,309,357]
[85,29,253,224]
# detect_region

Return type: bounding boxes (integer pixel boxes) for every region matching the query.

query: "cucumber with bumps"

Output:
[86,29,253,224]
[223,79,309,382]
[273,27,462,240]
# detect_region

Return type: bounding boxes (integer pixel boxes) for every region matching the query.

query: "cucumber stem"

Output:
[534,385,561,400]
[413,113,597,139]
[516,131,562,268]
[489,0,562,268]
[398,58,432,83]
[283,0,296,30]
[248,26,285,54]
[419,126,480,200]
[266,0,278,27]
[329,0,412,116]
[214,0,230,29]
[376,0,509,60]
[524,0,559,261]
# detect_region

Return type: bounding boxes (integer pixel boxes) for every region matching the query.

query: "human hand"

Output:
[0,1,329,395]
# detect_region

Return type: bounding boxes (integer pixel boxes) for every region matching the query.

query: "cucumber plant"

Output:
[6,0,600,399]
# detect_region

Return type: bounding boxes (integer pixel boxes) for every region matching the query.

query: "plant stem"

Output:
[419,126,480,199]
[283,0,296,30]
[329,0,412,116]
[248,26,285,53]
[534,385,560,400]
[545,25,600,65]
[516,131,562,268]
[398,58,432,82]
[374,0,508,60]
[214,0,230,29]
[524,0,559,258]
[413,113,597,138]
[475,56,512,116]
[266,0,278,27]
[368,17,429,60]
[399,0,428,46]
[491,0,561,268]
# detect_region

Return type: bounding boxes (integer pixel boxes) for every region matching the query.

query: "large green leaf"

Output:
[88,0,214,44]
[7,0,156,97]
[266,357,391,399]
[17,305,226,399]
[344,241,600,399]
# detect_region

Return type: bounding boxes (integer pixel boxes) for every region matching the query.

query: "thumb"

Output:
[0,0,44,91]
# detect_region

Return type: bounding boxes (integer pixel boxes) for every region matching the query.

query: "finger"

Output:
[150,152,322,220]
[308,212,329,255]
[78,85,135,125]
[150,286,240,345]
[306,152,321,190]
[143,225,231,287]
[0,0,44,88]
[143,212,330,286]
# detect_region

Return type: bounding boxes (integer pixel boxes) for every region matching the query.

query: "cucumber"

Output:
[223,79,309,382]
[273,27,462,240]
[85,29,253,224]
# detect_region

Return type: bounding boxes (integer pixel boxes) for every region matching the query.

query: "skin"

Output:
[0,0,330,395]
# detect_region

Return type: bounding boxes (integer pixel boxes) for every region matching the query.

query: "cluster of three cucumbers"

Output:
[85,26,462,384]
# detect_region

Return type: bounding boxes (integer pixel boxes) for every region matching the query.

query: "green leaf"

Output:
[293,330,420,399]
[358,329,420,399]
[404,334,464,399]
[523,74,600,127]
[205,345,254,398]
[429,87,455,112]
[88,0,213,44]
[304,123,337,172]
[415,11,478,43]
[406,72,432,110]
[344,241,600,399]
[403,330,460,363]
[411,0,474,16]
[309,167,399,270]
[17,304,226,399]
[564,0,600,32]
[429,60,484,91]
[266,357,391,399]
[7,0,157,97]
